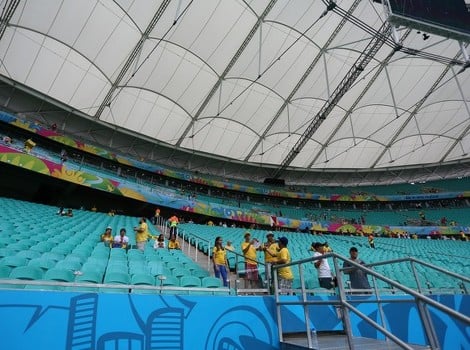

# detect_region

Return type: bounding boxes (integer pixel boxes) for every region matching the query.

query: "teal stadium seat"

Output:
[41,252,65,262]
[180,276,202,287]
[16,250,42,261]
[45,268,75,282]
[73,270,103,292]
[146,261,164,276]
[27,268,76,291]
[131,273,156,294]
[129,261,148,275]
[166,261,186,271]
[101,271,131,293]
[6,242,30,252]
[1,255,28,268]
[29,241,55,253]
[55,259,82,272]
[158,275,180,294]
[0,237,15,246]
[27,258,57,271]
[171,268,188,281]
[191,268,210,279]
[0,248,15,258]
[202,276,223,288]
[0,265,11,278]
[10,265,44,283]
[75,270,103,284]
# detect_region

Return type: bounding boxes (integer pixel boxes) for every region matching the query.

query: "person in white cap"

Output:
[100,226,113,247]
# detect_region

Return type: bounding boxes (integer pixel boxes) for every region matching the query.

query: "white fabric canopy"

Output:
[1,0,469,174]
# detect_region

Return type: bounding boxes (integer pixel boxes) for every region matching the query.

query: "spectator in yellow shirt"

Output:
[168,234,181,250]
[212,236,229,286]
[261,232,278,284]
[134,217,153,251]
[274,236,293,294]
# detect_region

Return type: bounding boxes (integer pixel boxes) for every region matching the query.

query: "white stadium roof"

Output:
[0,0,469,185]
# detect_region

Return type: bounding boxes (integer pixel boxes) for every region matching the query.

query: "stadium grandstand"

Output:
[0,1,469,349]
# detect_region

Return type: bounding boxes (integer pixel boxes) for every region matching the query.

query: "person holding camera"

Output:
[242,232,260,289]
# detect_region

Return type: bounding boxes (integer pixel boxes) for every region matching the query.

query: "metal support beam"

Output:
[0,0,20,42]
[308,29,410,168]
[94,0,172,120]
[175,0,278,147]
[439,63,470,163]
[272,22,391,178]
[371,49,463,168]
[244,0,362,162]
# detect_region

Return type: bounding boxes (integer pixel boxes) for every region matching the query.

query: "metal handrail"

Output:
[224,249,268,293]
[272,252,470,350]
[179,229,212,270]
[366,256,470,283]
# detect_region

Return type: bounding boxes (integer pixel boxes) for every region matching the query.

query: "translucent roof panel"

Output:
[1,0,469,173]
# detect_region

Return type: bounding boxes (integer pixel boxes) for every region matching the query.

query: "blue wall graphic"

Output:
[0,291,468,350]
[0,291,278,350]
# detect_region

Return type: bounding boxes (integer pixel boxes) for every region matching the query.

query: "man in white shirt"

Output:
[113,228,129,249]
[313,242,336,289]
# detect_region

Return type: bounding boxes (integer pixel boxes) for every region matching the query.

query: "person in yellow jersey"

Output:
[168,234,181,250]
[261,232,278,285]
[241,232,260,289]
[274,236,293,294]
[100,226,113,247]
[134,217,153,251]
[212,236,229,287]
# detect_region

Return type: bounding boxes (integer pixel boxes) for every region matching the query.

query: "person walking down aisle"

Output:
[241,232,260,289]
[212,236,229,287]
[152,208,160,225]
[368,234,375,249]
[343,247,371,292]
[134,217,154,251]
[313,242,337,289]
[168,214,179,238]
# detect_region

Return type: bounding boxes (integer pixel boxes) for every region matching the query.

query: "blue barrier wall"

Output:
[0,291,468,350]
